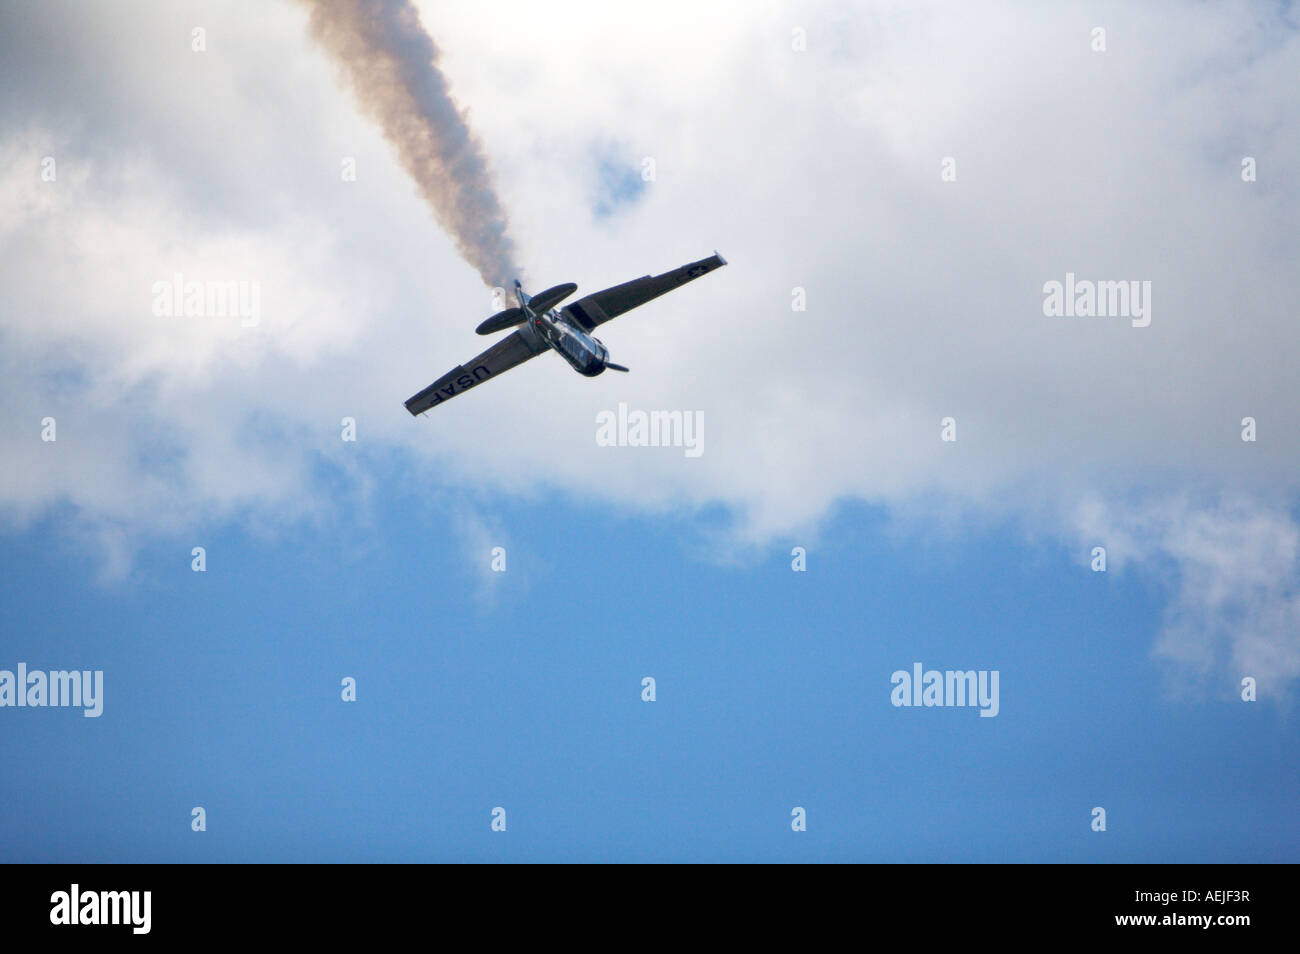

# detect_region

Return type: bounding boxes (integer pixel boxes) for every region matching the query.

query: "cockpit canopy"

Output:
[553,324,608,376]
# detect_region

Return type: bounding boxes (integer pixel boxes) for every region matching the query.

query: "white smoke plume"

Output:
[300,0,521,287]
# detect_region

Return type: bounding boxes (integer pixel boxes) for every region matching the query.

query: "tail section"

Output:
[477,279,578,335]
[476,278,529,335]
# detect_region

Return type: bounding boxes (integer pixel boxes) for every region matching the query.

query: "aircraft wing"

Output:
[559,252,727,332]
[404,329,544,415]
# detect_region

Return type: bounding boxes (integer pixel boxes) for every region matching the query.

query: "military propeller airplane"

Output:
[404,252,727,415]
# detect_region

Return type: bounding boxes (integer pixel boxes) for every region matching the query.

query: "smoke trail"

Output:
[300,0,521,287]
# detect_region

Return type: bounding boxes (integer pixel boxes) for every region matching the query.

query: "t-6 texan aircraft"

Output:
[404,252,727,415]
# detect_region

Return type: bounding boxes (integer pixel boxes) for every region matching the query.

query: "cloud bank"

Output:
[1,0,1298,694]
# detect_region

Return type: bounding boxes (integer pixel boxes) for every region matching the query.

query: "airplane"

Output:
[404,252,727,415]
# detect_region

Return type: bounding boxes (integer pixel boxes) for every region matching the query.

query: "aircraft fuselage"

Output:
[519,296,610,377]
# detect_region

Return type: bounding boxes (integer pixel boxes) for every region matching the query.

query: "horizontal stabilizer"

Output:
[476,307,525,336]
[525,282,578,315]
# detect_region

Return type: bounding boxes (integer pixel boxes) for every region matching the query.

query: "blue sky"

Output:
[1,0,1298,862]
[2,476,1295,862]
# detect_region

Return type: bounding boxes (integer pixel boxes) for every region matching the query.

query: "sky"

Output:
[1,0,1297,862]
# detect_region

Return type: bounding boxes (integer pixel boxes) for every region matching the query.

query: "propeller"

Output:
[605,362,629,373]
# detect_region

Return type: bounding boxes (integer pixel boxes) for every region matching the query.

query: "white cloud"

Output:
[1072,493,1300,698]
